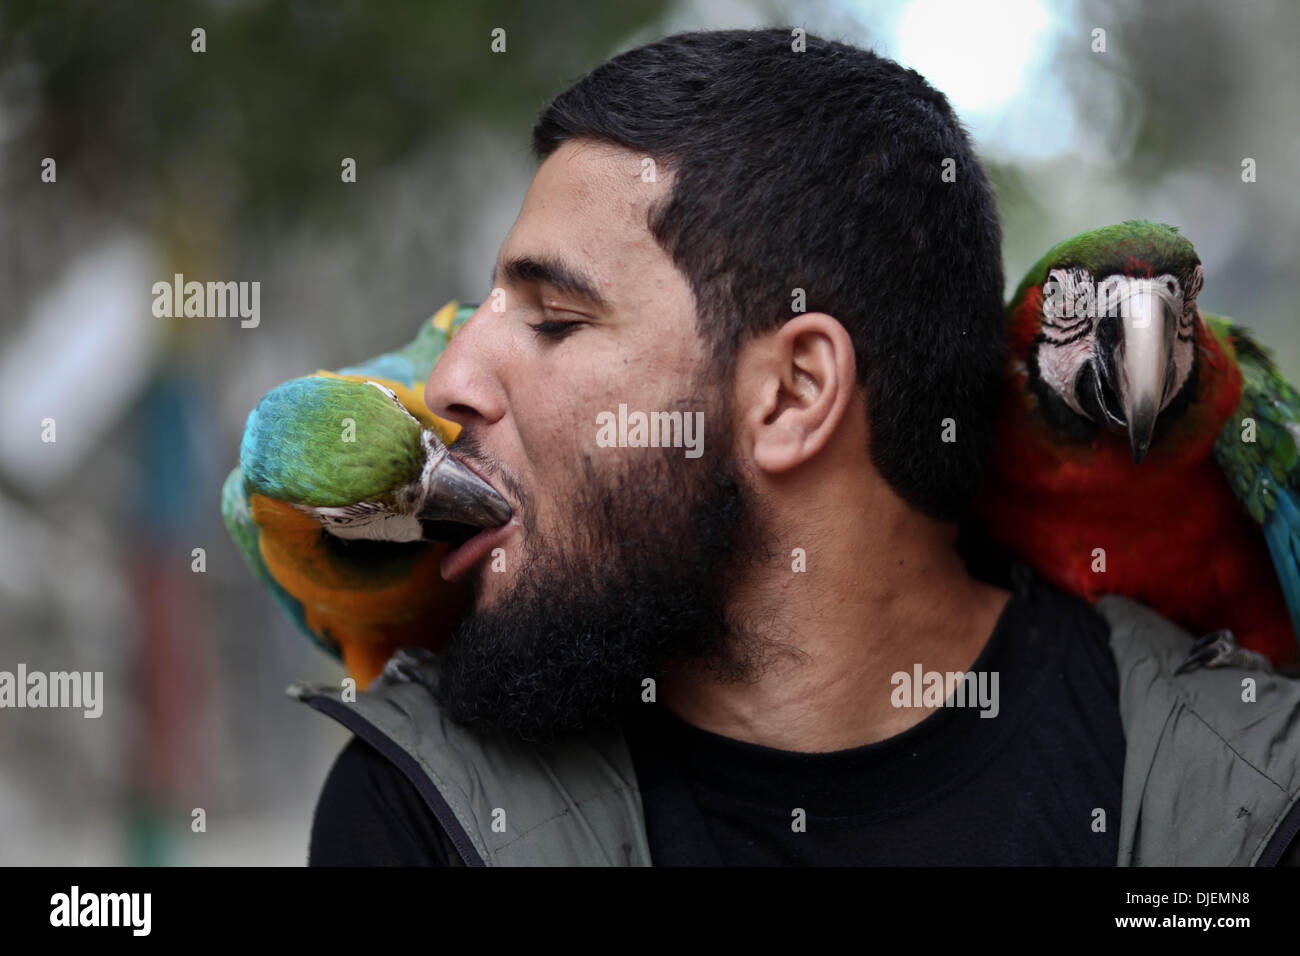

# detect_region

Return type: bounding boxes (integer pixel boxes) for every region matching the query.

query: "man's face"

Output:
[428,140,704,604]
[423,140,768,743]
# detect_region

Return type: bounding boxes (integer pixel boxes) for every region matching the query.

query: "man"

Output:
[300,29,1300,866]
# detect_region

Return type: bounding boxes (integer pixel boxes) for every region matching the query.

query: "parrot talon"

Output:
[1175,629,1244,675]
[384,648,441,696]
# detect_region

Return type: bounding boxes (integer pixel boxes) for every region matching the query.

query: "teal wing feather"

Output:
[220,466,342,660]
[336,304,475,387]
[1209,315,1300,652]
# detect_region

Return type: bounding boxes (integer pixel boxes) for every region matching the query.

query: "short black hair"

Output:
[533,28,1005,522]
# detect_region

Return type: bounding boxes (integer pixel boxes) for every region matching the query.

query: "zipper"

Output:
[303,692,487,867]
[1255,796,1300,866]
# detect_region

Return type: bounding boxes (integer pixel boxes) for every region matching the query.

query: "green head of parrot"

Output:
[240,375,510,541]
[1019,220,1203,463]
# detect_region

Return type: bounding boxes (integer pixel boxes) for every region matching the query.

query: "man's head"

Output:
[423,29,1005,744]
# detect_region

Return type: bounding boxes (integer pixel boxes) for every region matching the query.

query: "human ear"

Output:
[736,313,857,475]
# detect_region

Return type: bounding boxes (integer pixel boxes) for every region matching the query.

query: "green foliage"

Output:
[0,0,670,227]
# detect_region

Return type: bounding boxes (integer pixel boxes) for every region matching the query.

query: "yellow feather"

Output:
[431,300,458,332]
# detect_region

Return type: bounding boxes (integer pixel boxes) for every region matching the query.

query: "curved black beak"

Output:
[418,432,512,528]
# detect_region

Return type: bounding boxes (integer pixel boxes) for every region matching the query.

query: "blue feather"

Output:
[337,353,415,386]
[1263,487,1300,647]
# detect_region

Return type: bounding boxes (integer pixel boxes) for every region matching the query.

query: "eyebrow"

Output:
[494,254,610,312]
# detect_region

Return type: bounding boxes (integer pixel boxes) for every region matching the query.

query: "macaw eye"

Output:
[1044,269,1090,320]
[1042,268,1097,344]
[1043,271,1063,318]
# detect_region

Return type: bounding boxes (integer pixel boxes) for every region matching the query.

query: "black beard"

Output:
[433,408,774,746]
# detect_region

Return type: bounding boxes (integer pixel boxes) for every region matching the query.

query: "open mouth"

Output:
[422,518,483,547]
[416,445,516,579]
[438,516,516,583]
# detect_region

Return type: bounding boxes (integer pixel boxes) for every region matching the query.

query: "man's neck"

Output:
[660,492,1012,753]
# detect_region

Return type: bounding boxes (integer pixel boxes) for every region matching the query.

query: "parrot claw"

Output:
[383,647,441,697]
[1175,629,1268,675]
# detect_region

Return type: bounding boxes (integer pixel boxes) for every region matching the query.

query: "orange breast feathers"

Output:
[250,494,469,688]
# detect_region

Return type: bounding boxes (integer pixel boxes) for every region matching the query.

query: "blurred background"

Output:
[0,0,1296,864]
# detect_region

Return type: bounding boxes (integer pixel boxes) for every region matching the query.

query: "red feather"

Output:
[978,300,1297,667]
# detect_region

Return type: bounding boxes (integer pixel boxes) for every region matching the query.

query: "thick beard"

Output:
[433,402,775,746]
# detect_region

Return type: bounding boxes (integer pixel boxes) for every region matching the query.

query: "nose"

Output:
[424,299,507,436]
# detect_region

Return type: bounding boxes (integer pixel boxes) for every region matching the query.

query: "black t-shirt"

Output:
[308,570,1156,866]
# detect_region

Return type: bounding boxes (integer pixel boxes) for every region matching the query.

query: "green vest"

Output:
[288,594,1300,866]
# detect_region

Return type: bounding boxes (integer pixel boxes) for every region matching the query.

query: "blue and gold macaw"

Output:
[221,302,509,687]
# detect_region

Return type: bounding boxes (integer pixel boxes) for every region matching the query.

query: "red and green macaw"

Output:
[977,221,1300,671]
[221,302,510,687]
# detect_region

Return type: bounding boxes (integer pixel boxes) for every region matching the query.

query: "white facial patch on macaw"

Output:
[1038,337,1095,417]
[308,501,426,542]
[364,379,417,415]
[1173,263,1203,395]
[1038,267,1099,418]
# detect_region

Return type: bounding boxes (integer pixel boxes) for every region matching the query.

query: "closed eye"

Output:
[526,318,583,340]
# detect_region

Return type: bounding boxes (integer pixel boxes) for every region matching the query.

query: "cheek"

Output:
[1168,337,1196,407]
[521,346,691,454]
[1039,338,1095,412]
[508,335,705,516]
[517,369,620,458]
[507,371,614,533]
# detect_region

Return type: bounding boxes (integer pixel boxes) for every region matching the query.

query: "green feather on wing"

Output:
[1209,314,1300,650]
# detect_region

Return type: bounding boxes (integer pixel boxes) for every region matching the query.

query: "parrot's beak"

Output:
[418,432,513,531]
[1093,276,1180,465]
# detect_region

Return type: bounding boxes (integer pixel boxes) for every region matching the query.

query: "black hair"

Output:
[533,28,1005,521]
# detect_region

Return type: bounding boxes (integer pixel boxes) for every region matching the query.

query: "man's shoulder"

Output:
[1005,564,1300,864]
[1006,563,1119,674]
[1032,570,1300,763]
[1082,586,1300,865]
[309,736,454,866]
[291,651,653,866]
